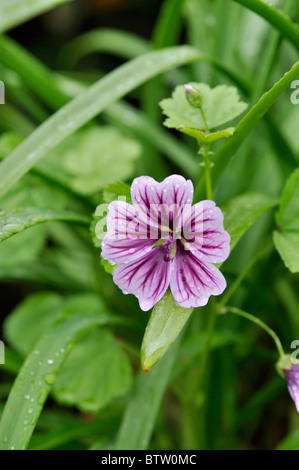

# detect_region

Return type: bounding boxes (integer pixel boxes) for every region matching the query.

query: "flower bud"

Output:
[184,84,202,108]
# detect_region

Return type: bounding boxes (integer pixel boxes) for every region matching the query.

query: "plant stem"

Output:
[201,143,212,200]
[199,107,209,133]
[222,306,285,358]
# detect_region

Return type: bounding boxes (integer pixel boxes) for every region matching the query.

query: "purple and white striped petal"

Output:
[170,241,227,308]
[100,174,230,312]
[284,364,299,413]
[105,200,149,240]
[102,200,156,265]
[113,245,173,311]
[183,200,230,263]
[102,238,157,265]
[131,175,193,208]
[131,175,194,235]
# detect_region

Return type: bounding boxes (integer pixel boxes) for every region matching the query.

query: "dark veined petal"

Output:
[284,364,299,413]
[131,174,193,207]
[130,175,194,236]
[102,238,157,265]
[170,241,226,308]
[105,200,149,240]
[113,245,173,311]
[102,200,156,265]
[183,200,230,264]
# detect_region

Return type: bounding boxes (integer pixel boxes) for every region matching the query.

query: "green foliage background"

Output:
[0,0,298,450]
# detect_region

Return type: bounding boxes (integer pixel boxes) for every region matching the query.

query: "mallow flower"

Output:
[284,364,299,413]
[101,175,230,311]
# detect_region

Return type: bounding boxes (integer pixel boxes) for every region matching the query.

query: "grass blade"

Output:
[196,59,299,197]
[0,45,204,200]
[231,0,299,49]
[115,339,181,450]
[58,28,150,67]
[0,207,90,243]
[0,0,73,34]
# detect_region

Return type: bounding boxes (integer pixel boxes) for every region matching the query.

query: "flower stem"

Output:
[199,106,209,133]
[202,143,212,200]
[222,306,285,358]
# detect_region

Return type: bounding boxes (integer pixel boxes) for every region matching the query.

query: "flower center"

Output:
[154,239,177,261]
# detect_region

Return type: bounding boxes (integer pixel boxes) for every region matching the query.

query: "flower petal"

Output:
[102,238,157,265]
[105,200,148,240]
[183,200,230,263]
[131,175,194,236]
[285,364,299,413]
[170,241,227,308]
[113,245,172,311]
[131,174,193,208]
[102,200,156,264]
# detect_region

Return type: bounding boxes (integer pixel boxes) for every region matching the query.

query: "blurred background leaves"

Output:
[0,0,298,451]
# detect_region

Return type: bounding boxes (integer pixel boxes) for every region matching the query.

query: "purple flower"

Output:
[284,364,299,413]
[184,84,194,95]
[101,175,230,311]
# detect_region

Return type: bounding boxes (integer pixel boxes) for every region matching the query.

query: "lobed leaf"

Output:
[0,312,110,450]
[4,292,130,413]
[160,82,247,132]
[52,329,132,413]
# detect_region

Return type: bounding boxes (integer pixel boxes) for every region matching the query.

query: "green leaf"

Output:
[274,168,299,273]
[0,45,204,199]
[141,290,193,371]
[4,292,129,413]
[101,257,117,275]
[0,225,45,268]
[52,329,132,413]
[222,192,277,252]
[0,312,109,450]
[93,180,133,248]
[4,292,63,355]
[115,338,181,450]
[160,83,247,132]
[180,127,235,144]
[273,232,299,274]
[0,207,90,243]
[103,181,132,204]
[49,127,141,196]
[4,292,111,355]
[0,0,73,34]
